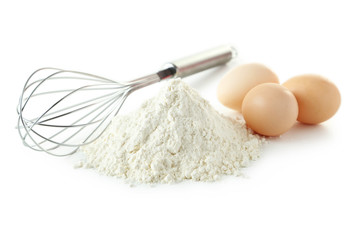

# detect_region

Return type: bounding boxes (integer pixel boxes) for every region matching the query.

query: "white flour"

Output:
[79,80,263,184]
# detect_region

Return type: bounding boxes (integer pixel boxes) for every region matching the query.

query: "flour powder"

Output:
[79,80,263,184]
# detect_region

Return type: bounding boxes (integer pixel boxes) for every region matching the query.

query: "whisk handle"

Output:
[167,45,237,78]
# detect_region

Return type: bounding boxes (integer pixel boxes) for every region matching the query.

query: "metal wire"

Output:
[17,68,162,156]
[16,46,236,156]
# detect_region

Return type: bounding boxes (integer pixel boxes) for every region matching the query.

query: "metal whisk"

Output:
[17,45,236,156]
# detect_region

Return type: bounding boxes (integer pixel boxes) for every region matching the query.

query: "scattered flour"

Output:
[79,80,264,184]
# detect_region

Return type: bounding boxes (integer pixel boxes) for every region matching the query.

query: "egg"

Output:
[217,63,279,112]
[242,83,298,136]
[282,74,341,124]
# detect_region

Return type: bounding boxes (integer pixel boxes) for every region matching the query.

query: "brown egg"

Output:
[282,74,341,124]
[242,83,298,137]
[217,63,279,112]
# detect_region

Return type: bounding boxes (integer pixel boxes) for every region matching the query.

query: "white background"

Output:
[1,0,359,239]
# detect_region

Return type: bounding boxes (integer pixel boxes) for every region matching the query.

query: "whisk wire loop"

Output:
[16,45,236,156]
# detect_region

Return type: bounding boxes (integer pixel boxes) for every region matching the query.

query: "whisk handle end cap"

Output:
[168,45,237,78]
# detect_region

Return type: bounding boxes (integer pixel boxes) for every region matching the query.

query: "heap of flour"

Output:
[79,80,263,184]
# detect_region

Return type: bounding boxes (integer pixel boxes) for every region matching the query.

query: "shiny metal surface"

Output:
[17,46,236,156]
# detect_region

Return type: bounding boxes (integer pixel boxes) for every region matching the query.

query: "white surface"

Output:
[1,0,359,239]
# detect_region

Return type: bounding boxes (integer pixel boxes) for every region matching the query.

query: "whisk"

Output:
[17,45,236,156]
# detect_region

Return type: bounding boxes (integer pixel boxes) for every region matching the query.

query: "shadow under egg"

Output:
[268,121,333,144]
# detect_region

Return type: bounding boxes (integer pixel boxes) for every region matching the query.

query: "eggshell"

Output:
[242,83,298,136]
[282,74,341,124]
[217,63,279,112]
